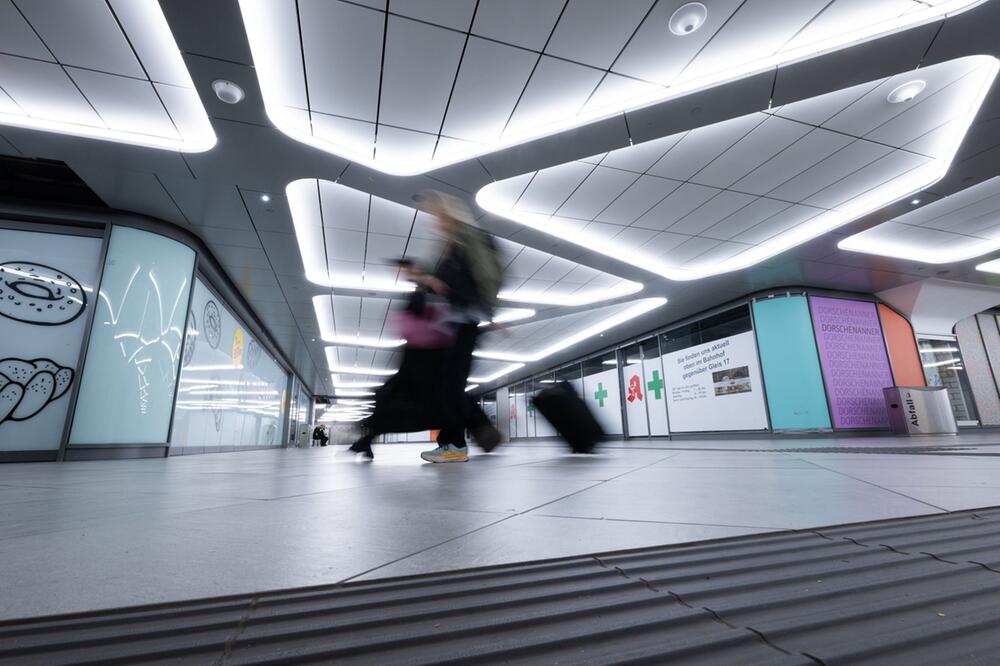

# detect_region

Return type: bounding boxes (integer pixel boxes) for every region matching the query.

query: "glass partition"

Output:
[70,226,195,445]
[620,343,648,437]
[0,226,103,452]
[919,336,979,425]
[171,278,288,450]
[582,351,623,435]
[640,338,669,436]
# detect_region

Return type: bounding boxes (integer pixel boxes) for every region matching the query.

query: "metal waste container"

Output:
[883,386,958,435]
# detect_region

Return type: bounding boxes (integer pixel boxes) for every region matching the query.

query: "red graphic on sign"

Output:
[627,374,644,402]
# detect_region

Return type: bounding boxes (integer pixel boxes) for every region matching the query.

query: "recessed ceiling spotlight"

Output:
[887,80,926,104]
[910,198,921,205]
[260,193,271,203]
[212,79,245,104]
[669,2,707,36]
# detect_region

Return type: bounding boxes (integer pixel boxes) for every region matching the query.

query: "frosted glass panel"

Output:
[171,278,287,450]
[70,226,195,444]
[0,227,102,451]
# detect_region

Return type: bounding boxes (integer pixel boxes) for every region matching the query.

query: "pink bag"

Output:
[392,303,454,349]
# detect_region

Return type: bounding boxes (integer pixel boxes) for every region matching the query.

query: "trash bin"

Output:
[883,386,958,435]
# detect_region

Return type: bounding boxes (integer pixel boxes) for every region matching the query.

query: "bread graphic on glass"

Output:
[0,358,74,425]
[0,262,86,326]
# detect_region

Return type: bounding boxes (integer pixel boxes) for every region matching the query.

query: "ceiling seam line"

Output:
[429,0,478,161]
[371,4,390,161]
[152,174,192,226]
[918,20,947,67]
[772,0,838,56]
[314,180,333,296]
[497,0,571,140]
[0,51,194,87]
[293,0,314,136]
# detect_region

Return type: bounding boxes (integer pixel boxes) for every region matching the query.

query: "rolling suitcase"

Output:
[532,382,603,453]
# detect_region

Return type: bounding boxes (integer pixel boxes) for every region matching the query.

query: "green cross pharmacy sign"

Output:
[593,382,609,407]
[646,370,664,400]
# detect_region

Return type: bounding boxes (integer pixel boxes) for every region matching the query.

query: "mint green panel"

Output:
[753,297,831,430]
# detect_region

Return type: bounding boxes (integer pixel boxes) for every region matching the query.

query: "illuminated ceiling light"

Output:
[331,378,385,389]
[976,258,1000,274]
[669,2,707,36]
[910,198,921,205]
[328,364,397,377]
[483,308,536,326]
[212,79,246,104]
[482,56,999,282]
[260,193,271,203]
[923,358,960,368]
[312,296,405,348]
[238,0,984,175]
[843,174,1000,264]
[465,384,480,392]
[468,362,525,384]
[289,179,643,305]
[887,80,926,104]
[0,2,215,152]
[333,389,377,397]
[474,298,666,363]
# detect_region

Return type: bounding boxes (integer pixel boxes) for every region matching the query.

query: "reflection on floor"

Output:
[3,433,1000,620]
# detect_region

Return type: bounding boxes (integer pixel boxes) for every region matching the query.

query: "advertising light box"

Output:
[661,331,768,432]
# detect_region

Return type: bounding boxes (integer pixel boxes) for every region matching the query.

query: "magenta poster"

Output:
[809,297,894,429]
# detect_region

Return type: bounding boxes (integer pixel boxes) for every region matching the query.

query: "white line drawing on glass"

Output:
[208,373,224,432]
[100,265,188,416]
[203,300,222,349]
[0,358,74,425]
[0,262,86,325]
[245,339,261,369]
[182,309,197,367]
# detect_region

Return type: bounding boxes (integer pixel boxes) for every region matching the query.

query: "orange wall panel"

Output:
[878,304,926,386]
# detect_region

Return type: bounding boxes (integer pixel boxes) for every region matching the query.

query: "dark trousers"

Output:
[436,322,479,447]
[357,348,445,445]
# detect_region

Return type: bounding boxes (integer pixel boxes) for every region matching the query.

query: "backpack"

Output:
[462,226,503,313]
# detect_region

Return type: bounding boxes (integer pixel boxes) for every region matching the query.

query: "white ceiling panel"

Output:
[67,68,178,140]
[556,167,638,220]
[393,0,478,32]
[503,56,603,138]
[595,175,680,226]
[679,0,830,84]
[440,37,536,144]
[240,0,986,174]
[477,56,999,281]
[841,176,1000,263]
[470,0,563,51]
[0,0,213,151]
[0,55,104,127]
[0,0,54,60]
[19,0,144,78]
[545,0,654,70]
[301,0,383,120]
[379,16,465,134]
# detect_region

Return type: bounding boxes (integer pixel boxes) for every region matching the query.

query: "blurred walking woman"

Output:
[418,192,502,463]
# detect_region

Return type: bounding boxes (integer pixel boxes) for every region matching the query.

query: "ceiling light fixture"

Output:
[212,79,246,105]
[288,180,643,305]
[474,298,667,363]
[239,0,983,175]
[887,80,926,104]
[260,194,271,203]
[468,362,526,384]
[669,2,708,36]
[910,198,921,205]
[482,56,998,282]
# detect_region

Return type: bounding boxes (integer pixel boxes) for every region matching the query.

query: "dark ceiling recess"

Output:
[0,155,107,208]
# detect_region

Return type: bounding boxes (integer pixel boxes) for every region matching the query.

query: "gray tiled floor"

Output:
[2,433,1000,620]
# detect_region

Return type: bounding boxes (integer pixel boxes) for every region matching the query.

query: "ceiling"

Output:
[2,0,1000,399]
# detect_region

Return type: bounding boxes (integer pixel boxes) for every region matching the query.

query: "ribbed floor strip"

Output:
[4,508,1000,665]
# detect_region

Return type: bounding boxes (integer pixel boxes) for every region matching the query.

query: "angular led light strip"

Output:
[289,180,642,306]
[478,57,1000,283]
[976,258,1000,274]
[474,297,667,363]
[468,363,525,384]
[0,2,215,152]
[840,176,1000,263]
[240,0,984,175]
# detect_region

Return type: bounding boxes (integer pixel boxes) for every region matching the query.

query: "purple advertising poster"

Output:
[809,297,894,429]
